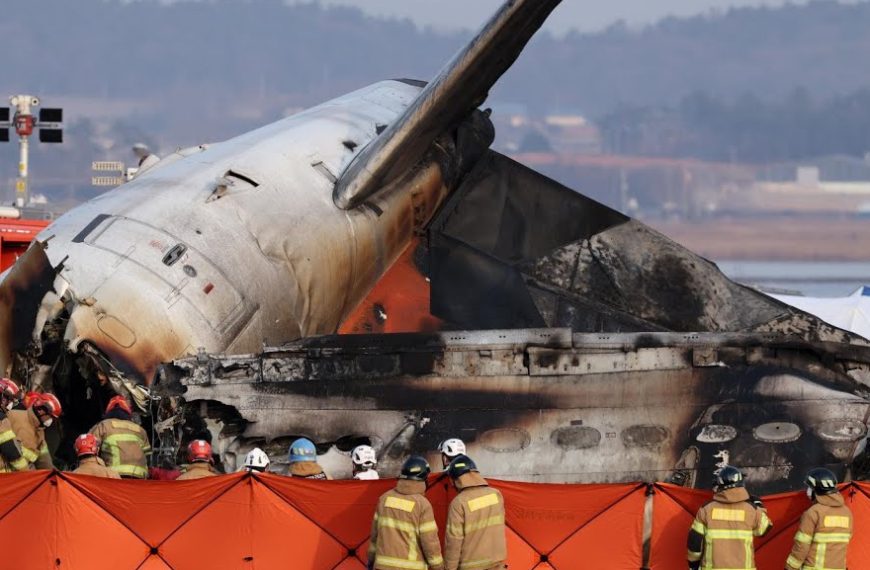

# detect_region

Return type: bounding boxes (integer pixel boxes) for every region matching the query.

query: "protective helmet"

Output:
[805,468,838,496]
[244,447,270,472]
[34,393,62,419]
[187,439,213,463]
[399,455,431,481]
[447,454,478,479]
[288,438,317,464]
[74,433,100,457]
[715,465,744,490]
[0,378,21,410]
[439,438,466,458]
[106,395,133,415]
[351,445,377,469]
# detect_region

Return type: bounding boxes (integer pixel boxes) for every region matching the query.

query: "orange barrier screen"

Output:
[0,473,868,569]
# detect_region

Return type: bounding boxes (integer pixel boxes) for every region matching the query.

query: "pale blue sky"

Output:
[285,0,852,33]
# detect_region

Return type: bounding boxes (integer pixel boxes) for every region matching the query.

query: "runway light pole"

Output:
[0,95,64,208]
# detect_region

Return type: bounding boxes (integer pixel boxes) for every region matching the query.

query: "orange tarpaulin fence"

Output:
[0,472,867,570]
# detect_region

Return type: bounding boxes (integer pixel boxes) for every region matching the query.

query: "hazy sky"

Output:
[287,0,839,33]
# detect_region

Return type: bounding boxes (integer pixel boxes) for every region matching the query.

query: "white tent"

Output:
[771,286,870,340]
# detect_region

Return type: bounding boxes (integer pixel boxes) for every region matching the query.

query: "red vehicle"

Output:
[0,218,49,271]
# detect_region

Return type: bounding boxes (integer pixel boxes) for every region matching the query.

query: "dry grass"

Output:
[651,217,870,261]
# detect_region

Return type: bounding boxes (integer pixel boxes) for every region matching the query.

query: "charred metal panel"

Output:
[170,329,870,493]
[428,151,870,346]
[0,242,59,371]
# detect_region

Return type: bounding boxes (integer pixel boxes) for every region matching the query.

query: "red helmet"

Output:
[187,440,213,463]
[74,433,99,457]
[106,395,132,415]
[0,378,21,399]
[34,393,62,419]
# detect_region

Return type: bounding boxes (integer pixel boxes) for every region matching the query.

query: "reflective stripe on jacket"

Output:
[444,472,506,570]
[0,414,28,472]
[686,487,772,570]
[368,479,444,570]
[8,409,52,470]
[73,456,122,479]
[176,462,218,480]
[786,492,852,570]
[90,419,151,479]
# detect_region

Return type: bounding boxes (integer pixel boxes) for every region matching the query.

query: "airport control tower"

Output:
[0,95,63,208]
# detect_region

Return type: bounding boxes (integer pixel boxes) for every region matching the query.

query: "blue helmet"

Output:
[288,438,317,464]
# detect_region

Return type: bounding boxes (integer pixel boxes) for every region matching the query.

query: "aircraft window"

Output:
[695,424,737,443]
[753,422,801,443]
[551,426,601,450]
[162,244,187,267]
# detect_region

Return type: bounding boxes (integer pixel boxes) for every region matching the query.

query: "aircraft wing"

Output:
[334,0,563,209]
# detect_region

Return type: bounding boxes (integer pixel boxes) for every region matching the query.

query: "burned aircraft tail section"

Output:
[427,151,862,345]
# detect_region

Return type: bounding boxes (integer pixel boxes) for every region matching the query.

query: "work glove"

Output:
[749,495,764,509]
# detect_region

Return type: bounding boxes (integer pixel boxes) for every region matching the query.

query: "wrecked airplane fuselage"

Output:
[169,328,870,494]
[1,0,869,489]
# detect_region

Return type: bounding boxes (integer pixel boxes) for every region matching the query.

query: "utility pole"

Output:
[0,95,63,209]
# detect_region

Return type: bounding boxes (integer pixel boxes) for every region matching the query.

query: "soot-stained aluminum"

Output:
[170,328,870,494]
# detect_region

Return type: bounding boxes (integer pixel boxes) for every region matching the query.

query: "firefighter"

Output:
[288,437,331,479]
[72,433,121,478]
[439,438,466,469]
[244,447,270,473]
[352,444,379,480]
[785,468,853,570]
[687,465,773,570]
[177,440,218,480]
[9,392,61,470]
[367,455,443,570]
[444,455,506,570]
[89,395,151,479]
[0,378,27,472]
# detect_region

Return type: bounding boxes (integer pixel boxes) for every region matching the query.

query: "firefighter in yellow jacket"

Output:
[72,434,121,479]
[687,465,772,570]
[176,440,219,480]
[90,395,151,478]
[0,378,28,472]
[444,455,506,570]
[8,392,61,470]
[367,456,444,570]
[785,468,852,570]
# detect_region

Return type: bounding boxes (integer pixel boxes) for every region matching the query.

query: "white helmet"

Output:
[439,438,466,458]
[351,445,377,468]
[244,447,271,472]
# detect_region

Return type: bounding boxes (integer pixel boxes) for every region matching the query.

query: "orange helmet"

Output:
[187,440,212,463]
[106,395,132,415]
[74,433,99,457]
[34,393,62,419]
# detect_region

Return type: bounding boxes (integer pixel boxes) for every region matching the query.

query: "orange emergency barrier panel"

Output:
[497,481,646,569]
[0,472,869,569]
